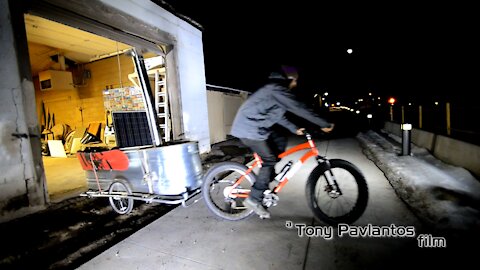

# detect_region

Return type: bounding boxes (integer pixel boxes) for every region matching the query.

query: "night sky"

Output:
[161,1,477,105]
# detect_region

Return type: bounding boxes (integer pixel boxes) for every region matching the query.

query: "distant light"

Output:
[336,102,340,106]
[368,92,372,96]
[408,103,412,106]
[367,114,373,119]
[434,101,439,105]
[388,97,396,105]
[356,110,360,114]
[325,103,329,107]
[350,109,354,112]
[347,49,353,54]
[322,97,325,100]
[377,97,381,100]
[358,99,363,102]
[314,94,318,98]
[324,92,329,96]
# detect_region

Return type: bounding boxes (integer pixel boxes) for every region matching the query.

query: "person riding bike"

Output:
[230,65,334,219]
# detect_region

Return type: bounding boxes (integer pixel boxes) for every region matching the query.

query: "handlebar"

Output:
[299,124,334,137]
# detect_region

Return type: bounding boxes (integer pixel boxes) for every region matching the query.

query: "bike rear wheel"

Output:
[306,159,368,225]
[202,162,255,220]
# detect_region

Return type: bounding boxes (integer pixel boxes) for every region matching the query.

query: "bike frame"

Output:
[229,133,322,198]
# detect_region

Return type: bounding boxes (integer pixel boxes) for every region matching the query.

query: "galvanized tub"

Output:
[78,141,203,196]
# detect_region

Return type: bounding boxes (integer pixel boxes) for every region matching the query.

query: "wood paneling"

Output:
[35,54,135,133]
[25,14,131,64]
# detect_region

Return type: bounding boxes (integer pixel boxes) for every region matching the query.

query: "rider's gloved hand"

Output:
[321,123,334,133]
[296,128,305,135]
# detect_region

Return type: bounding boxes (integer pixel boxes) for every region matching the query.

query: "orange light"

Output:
[388,97,396,105]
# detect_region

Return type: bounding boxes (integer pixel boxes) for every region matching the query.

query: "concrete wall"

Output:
[0,1,47,222]
[207,91,224,144]
[207,90,246,144]
[98,0,210,153]
[382,122,480,177]
[411,128,436,151]
[434,135,480,177]
[383,122,402,137]
[223,94,245,135]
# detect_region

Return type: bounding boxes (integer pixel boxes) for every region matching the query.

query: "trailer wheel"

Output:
[108,180,134,214]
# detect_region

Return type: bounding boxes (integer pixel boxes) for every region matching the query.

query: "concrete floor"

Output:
[43,155,88,202]
[78,137,425,270]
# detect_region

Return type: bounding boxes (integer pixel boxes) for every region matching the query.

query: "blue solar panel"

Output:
[112,111,153,148]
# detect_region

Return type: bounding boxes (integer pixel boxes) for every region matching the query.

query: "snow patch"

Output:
[357,131,480,233]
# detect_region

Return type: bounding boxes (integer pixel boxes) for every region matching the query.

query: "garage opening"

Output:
[24,14,171,202]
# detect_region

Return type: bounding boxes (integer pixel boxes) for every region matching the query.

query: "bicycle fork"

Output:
[318,157,343,198]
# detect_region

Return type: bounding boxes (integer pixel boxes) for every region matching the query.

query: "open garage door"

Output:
[23,12,170,201]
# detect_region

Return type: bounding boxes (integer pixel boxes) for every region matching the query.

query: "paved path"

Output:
[78,137,422,270]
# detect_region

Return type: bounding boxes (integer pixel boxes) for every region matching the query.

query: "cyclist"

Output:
[230,65,334,218]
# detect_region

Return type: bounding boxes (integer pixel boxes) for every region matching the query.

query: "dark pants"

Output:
[240,131,288,202]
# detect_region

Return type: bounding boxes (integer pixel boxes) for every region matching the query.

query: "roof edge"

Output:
[150,0,204,31]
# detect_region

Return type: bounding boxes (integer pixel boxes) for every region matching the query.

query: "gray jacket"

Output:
[230,83,331,140]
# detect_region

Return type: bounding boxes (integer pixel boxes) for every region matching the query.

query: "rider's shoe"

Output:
[244,197,270,219]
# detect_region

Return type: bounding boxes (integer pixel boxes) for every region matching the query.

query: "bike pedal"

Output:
[258,214,271,219]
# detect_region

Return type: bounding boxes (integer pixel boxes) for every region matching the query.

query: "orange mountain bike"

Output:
[202,132,368,225]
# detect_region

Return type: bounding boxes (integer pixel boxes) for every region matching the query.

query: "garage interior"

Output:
[24,13,169,202]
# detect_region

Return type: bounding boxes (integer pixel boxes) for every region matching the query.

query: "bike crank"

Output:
[262,190,279,208]
[223,186,249,198]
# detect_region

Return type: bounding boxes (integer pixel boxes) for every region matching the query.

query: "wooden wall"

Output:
[34,54,135,133]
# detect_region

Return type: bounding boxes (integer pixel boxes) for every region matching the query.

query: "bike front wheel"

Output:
[202,162,255,221]
[306,159,368,225]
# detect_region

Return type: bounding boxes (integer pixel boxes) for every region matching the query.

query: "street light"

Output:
[388,97,396,121]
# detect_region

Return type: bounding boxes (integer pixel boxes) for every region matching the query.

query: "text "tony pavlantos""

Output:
[285,221,416,240]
